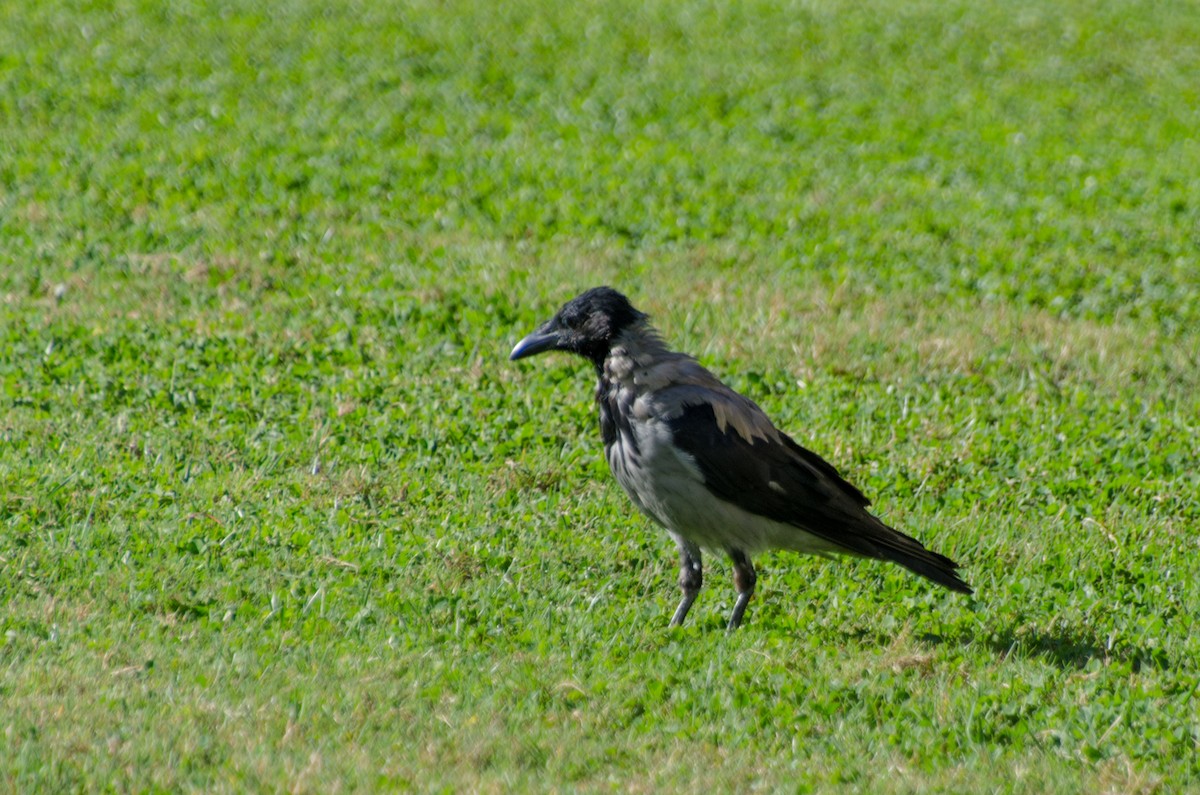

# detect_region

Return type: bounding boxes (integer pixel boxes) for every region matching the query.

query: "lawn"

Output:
[1,0,1198,791]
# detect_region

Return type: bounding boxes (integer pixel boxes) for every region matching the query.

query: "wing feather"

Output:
[658,388,971,593]
[664,398,870,539]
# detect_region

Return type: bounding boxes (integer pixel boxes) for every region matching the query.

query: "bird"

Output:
[509,286,972,629]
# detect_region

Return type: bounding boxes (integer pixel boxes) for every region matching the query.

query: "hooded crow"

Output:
[510,286,972,629]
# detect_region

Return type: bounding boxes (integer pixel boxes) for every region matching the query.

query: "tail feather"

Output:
[858,519,973,595]
[880,543,973,594]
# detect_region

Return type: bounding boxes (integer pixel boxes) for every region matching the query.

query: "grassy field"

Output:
[2,0,1199,790]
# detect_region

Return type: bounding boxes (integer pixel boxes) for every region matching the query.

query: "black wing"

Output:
[666,400,971,593]
[667,401,868,534]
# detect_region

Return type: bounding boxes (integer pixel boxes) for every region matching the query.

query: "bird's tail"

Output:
[862,519,973,595]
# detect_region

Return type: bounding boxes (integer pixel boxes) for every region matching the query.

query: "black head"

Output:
[509,287,646,367]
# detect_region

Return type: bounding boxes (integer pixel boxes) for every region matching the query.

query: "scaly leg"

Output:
[727,549,757,630]
[670,539,703,627]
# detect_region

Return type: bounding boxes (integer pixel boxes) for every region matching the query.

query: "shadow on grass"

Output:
[921,624,1170,671]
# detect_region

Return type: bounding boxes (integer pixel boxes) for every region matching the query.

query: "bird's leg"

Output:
[727,549,757,630]
[670,540,703,627]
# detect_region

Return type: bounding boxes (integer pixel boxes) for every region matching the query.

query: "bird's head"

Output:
[510,286,646,368]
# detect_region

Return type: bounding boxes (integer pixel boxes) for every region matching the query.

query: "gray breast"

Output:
[603,392,839,556]
[603,394,708,534]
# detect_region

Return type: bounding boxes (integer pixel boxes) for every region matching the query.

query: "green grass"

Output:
[2,0,1199,790]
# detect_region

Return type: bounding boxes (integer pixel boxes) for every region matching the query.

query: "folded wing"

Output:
[659,385,972,594]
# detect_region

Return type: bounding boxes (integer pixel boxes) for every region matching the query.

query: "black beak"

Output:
[509,324,561,361]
